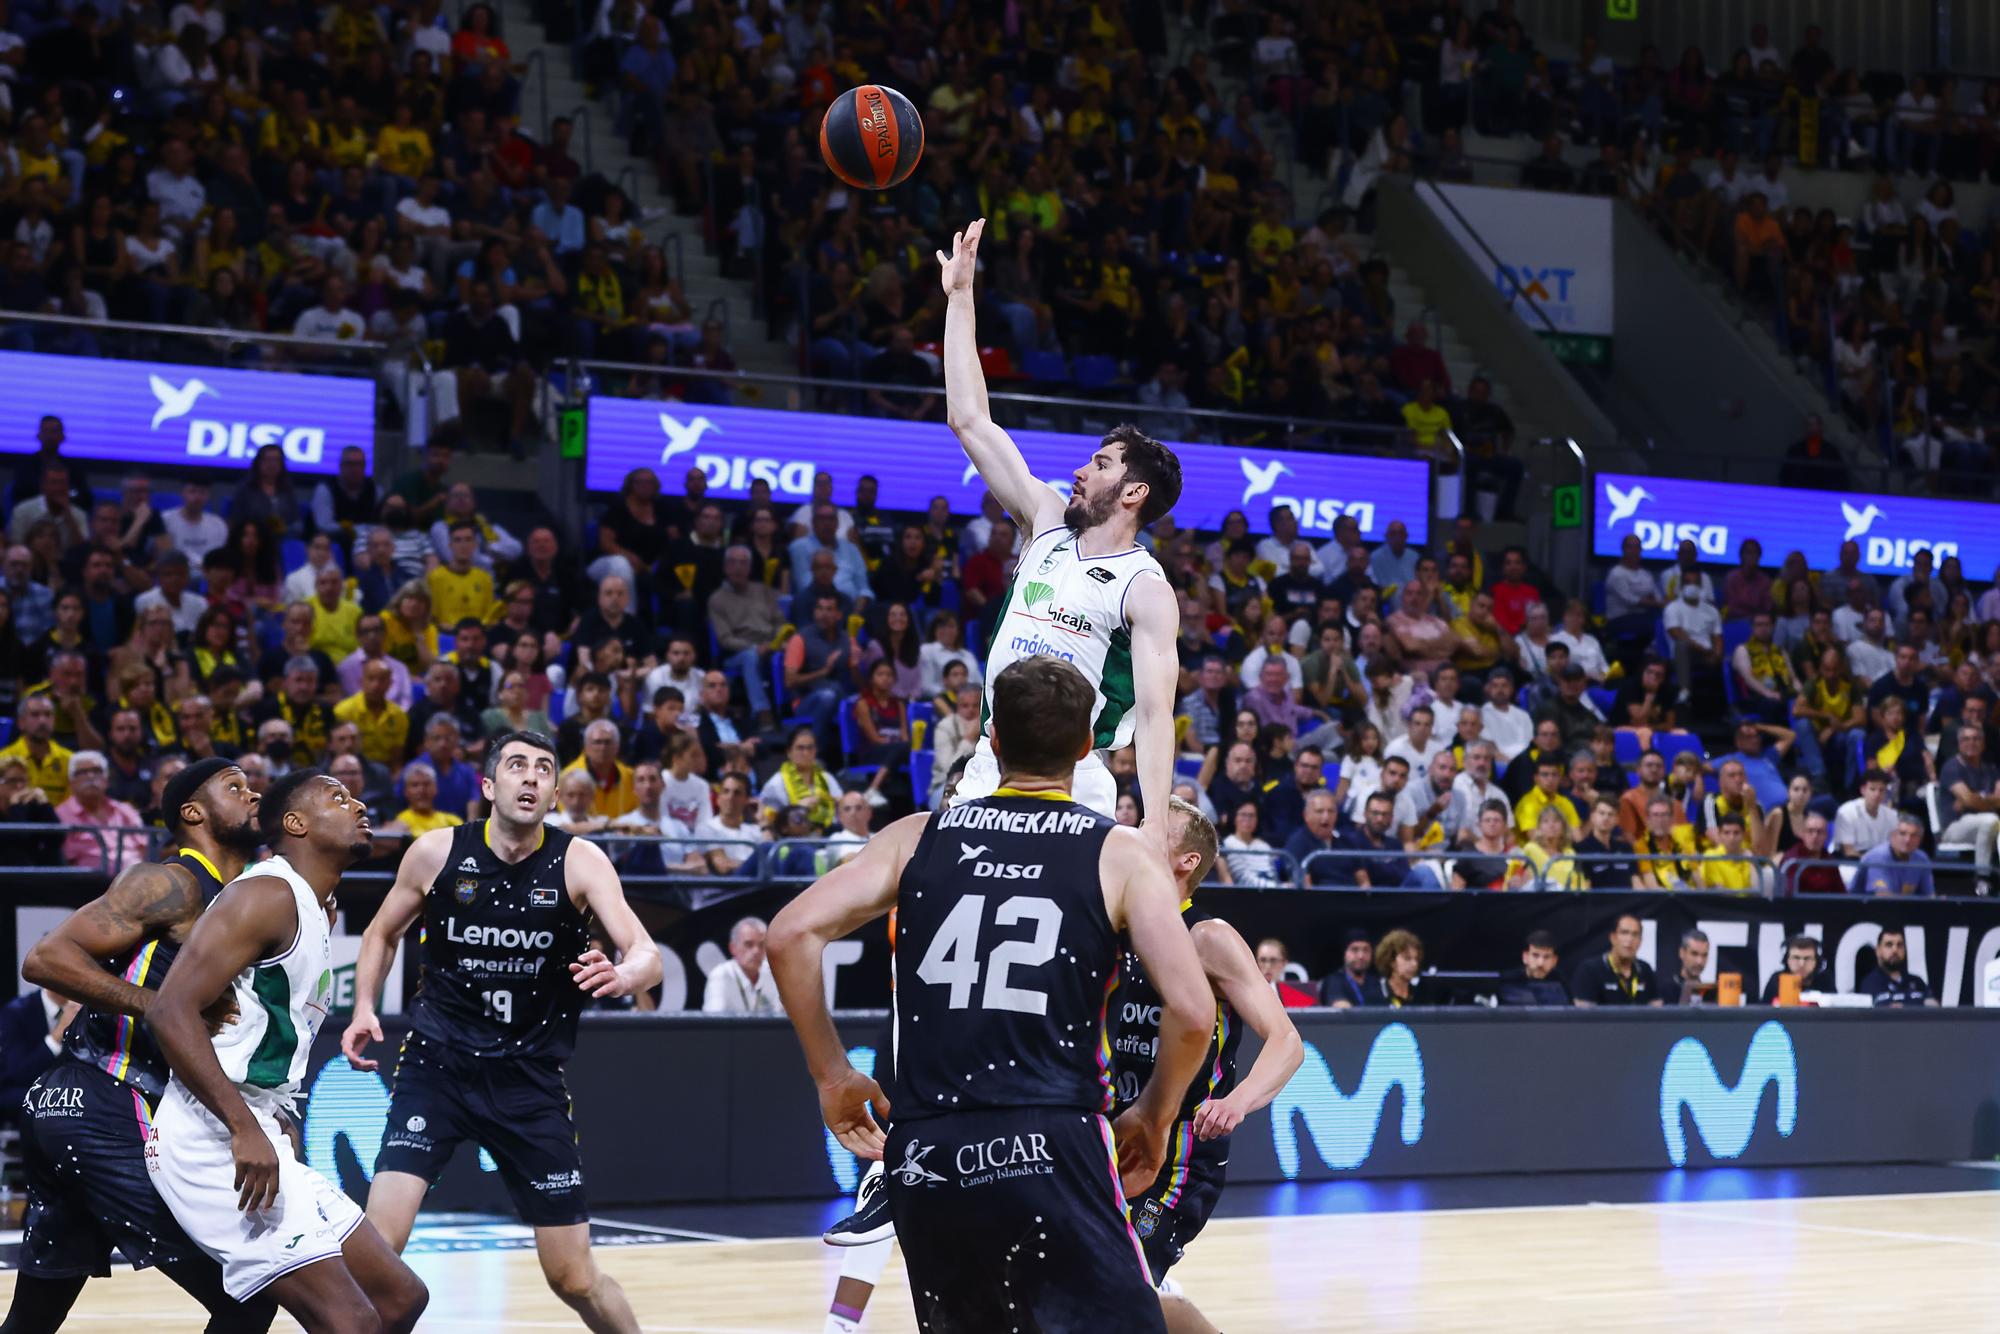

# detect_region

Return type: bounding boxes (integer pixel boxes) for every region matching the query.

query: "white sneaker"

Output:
[825,1160,895,1246]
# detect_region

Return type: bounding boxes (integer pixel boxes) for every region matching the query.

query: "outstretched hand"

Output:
[936,218,986,296]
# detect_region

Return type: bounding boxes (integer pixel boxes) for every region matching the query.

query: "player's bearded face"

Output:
[213,805,264,854]
[1064,467,1126,531]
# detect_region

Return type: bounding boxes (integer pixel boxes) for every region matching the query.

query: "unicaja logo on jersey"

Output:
[1659,1021,1797,1167]
[148,374,332,465]
[1269,1025,1425,1178]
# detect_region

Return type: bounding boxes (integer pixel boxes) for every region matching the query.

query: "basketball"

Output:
[819,84,925,190]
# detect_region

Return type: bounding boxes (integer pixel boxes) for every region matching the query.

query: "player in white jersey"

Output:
[147,770,428,1332]
[817,217,1189,1319]
[938,217,1183,831]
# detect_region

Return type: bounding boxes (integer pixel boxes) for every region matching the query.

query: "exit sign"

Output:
[1607,0,1638,17]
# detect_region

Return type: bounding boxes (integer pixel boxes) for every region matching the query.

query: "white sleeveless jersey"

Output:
[982,525,1165,750]
[207,855,335,1098]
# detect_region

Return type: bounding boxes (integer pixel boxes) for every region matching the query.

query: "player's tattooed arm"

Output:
[23,861,197,1018]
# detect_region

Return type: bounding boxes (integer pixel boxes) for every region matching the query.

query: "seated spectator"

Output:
[695,772,765,875]
[1479,667,1533,763]
[1699,812,1759,892]
[784,592,855,760]
[1857,926,1936,1006]
[760,727,843,834]
[1339,791,1407,888]
[0,756,60,864]
[387,762,462,838]
[1574,796,1640,888]
[1254,938,1321,1009]
[1282,789,1340,887]
[1497,931,1571,1006]
[333,659,411,769]
[1759,935,1828,1002]
[546,768,610,836]
[1362,929,1426,1008]
[55,750,147,873]
[1858,813,1935,896]
[1635,792,1704,889]
[823,792,876,866]
[1658,929,1713,1007]
[1571,914,1661,1006]
[563,718,637,820]
[1664,580,1724,702]
[1510,805,1584,889]
[1513,752,1581,842]
[1938,724,2000,894]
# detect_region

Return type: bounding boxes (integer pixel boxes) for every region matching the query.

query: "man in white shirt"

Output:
[643,636,705,713]
[786,471,856,540]
[281,531,342,603]
[1746,151,1788,213]
[695,772,765,874]
[1255,504,1319,574]
[1835,769,1899,859]
[1745,23,1783,76]
[823,790,874,865]
[1451,738,1512,836]
[1604,534,1661,622]
[144,138,205,238]
[610,759,707,873]
[394,174,455,274]
[159,479,228,565]
[1480,668,1534,764]
[133,549,208,635]
[1394,748,1469,849]
[1663,583,1723,699]
[293,274,367,342]
[1385,702,1448,774]
[1656,541,1714,604]
[1706,150,1752,208]
[1846,607,1897,685]
[702,916,784,1015]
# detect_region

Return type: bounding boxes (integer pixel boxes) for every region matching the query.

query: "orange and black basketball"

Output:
[819,84,925,190]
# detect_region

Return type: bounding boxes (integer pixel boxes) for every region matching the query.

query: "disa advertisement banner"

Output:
[0,350,375,474]
[584,400,1433,541]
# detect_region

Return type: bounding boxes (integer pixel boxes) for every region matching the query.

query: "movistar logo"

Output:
[1659,1020,1798,1167]
[1269,1025,1425,1177]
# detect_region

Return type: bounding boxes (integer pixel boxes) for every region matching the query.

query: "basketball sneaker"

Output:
[824,1160,894,1246]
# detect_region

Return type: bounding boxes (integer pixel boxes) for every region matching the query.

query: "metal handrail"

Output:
[0,309,387,354]
[575,357,1430,455]
[662,232,685,290]
[565,103,595,176]
[522,48,549,147]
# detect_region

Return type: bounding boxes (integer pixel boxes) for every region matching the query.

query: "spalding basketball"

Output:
[819,84,926,190]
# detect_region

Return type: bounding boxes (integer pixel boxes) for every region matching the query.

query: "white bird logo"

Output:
[960,461,980,488]
[148,375,214,430]
[1239,457,1292,507]
[957,843,988,863]
[1604,482,1653,529]
[1841,502,1884,541]
[657,412,716,466]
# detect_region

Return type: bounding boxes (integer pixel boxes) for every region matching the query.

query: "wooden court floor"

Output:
[17,1189,2000,1330]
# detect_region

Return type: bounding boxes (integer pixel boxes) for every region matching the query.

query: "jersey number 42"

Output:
[914,894,1063,1016]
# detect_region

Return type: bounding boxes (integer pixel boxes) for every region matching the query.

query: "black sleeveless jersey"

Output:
[891,793,1120,1120]
[1108,902,1241,1125]
[409,821,593,1062]
[61,850,226,1099]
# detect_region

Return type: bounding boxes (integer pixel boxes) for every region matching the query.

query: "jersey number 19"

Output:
[914,895,1063,1015]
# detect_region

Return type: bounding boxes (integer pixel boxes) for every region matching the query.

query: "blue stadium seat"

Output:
[911,749,933,808]
[1719,621,1753,709]
[1071,355,1121,390]
[1021,350,1069,384]
[1587,686,1616,716]
[280,539,307,574]
[1655,733,1705,766]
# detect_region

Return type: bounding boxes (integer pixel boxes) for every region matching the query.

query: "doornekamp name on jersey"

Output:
[936,805,1100,835]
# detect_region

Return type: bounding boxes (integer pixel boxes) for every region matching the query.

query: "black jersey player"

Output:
[1108,797,1304,1334]
[4,758,276,1334]
[770,657,1215,1333]
[340,730,661,1333]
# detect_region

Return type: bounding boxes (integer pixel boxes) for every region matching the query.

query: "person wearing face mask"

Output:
[1663,575,1724,704]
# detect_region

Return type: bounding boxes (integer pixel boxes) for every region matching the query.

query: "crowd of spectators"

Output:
[1376,5,2000,491]
[0,0,741,449]
[9,415,1994,903]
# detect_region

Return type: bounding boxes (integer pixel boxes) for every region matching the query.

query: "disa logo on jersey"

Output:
[658,411,817,497]
[149,375,333,465]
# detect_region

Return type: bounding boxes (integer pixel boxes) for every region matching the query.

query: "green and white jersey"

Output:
[208,855,335,1099]
[982,525,1165,750]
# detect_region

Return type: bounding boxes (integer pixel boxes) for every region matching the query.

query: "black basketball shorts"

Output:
[1129,1123,1229,1285]
[885,1106,1166,1334]
[374,1033,588,1227]
[19,1059,203,1276]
